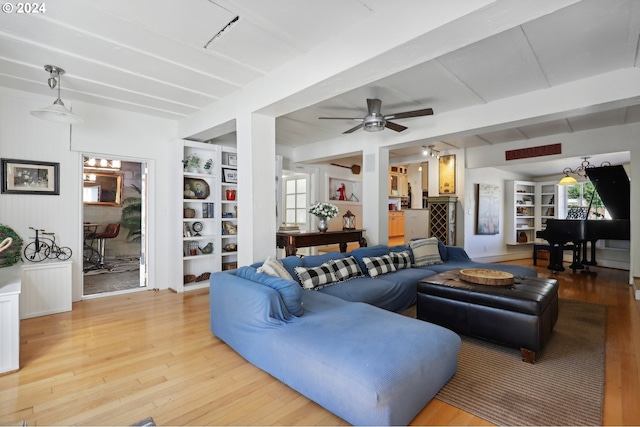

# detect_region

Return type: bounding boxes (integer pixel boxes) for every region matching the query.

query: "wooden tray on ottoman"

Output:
[459,268,514,286]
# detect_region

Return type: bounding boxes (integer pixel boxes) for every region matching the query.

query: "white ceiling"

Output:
[0,0,637,176]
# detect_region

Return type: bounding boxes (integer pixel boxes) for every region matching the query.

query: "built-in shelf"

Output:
[174,140,237,292]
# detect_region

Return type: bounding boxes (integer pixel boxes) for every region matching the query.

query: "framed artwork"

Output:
[476,183,500,235]
[222,168,238,183]
[227,154,237,166]
[183,178,210,199]
[1,158,60,195]
[438,155,455,194]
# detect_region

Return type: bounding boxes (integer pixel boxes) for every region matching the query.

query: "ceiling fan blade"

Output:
[366,98,382,115]
[319,117,362,121]
[343,123,364,134]
[385,108,433,120]
[385,121,407,132]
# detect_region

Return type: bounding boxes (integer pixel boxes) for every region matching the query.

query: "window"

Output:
[283,176,308,227]
[566,182,608,219]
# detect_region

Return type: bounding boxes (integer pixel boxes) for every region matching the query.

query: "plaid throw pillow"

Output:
[389,251,412,270]
[329,256,364,282]
[362,254,396,278]
[410,237,443,267]
[294,263,337,290]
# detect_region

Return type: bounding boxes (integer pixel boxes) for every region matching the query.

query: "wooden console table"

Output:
[276,229,367,256]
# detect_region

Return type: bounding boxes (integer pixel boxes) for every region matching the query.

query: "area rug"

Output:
[405,299,606,426]
[83,257,142,295]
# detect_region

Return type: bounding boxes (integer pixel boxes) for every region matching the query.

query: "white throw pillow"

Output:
[257,256,293,280]
[410,237,443,267]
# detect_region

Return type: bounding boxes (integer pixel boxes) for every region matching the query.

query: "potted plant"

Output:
[120,185,142,242]
[188,154,200,172]
[204,158,213,174]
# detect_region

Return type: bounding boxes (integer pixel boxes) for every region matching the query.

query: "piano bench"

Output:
[533,244,575,266]
[417,271,559,363]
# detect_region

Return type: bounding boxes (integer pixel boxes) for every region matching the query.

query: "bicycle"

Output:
[23,227,72,262]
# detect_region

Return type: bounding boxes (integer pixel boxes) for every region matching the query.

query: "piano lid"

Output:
[584,165,630,220]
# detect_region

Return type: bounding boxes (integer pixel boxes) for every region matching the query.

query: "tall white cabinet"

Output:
[505,180,561,245]
[174,140,237,292]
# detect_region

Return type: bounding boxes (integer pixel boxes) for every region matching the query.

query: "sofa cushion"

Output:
[235,266,303,316]
[329,256,364,282]
[389,251,412,270]
[295,263,338,290]
[257,256,294,280]
[301,251,346,268]
[410,238,443,267]
[350,245,390,275]
[362,254,397,278]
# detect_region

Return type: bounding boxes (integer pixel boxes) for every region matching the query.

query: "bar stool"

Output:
[94,223,120,268]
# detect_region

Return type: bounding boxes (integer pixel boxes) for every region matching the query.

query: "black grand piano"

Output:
[536,165,630,272]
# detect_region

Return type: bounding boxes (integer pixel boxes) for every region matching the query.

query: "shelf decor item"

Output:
[309,202,339,232]
[203,158,213,174]
[187,154,200,172]
[342,210,356,230]
[222,168,237,183]
[184,178,210,199]
[0,224,23,268]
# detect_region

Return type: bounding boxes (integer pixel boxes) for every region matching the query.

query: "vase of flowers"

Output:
[309,202,339,232]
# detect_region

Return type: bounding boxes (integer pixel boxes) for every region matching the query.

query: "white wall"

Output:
[0,88,176,301]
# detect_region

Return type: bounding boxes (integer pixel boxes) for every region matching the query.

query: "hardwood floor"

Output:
[1,259,638,426]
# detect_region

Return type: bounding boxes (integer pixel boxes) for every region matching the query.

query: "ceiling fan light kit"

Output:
[30,65,83,125]
[319,98,432,134]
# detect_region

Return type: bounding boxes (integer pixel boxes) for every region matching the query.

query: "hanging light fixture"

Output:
[558,156,611,185]
[422,144,440,159]
[30,65,83,124]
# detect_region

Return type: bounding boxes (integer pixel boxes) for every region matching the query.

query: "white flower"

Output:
[309,202,339,220]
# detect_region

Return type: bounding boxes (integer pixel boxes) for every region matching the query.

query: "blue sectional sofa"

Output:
[209,241,537,425]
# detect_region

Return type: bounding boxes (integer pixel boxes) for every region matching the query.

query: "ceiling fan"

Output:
[319,98,433,134]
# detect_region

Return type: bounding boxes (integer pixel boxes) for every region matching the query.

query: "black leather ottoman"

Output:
[417,269,558,363]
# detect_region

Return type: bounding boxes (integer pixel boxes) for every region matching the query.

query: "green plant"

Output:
[120,184,142,242]
[0,224,23,267]
[204,158,213,171]
[189,154,200,169]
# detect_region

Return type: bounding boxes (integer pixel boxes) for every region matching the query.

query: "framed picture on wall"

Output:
[438,155,455,194]
[1,158,60,195]
[476,183,500,235]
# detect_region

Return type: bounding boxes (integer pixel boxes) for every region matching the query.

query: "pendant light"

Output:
[30,65,83,124]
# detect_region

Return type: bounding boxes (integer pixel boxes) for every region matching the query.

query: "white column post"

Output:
[362,145,389,246]
[236,112,277,265]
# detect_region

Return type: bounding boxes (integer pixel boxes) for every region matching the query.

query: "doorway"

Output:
[82,155,147,296]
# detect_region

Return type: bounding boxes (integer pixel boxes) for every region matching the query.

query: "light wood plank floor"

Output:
[1,259,638,426]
